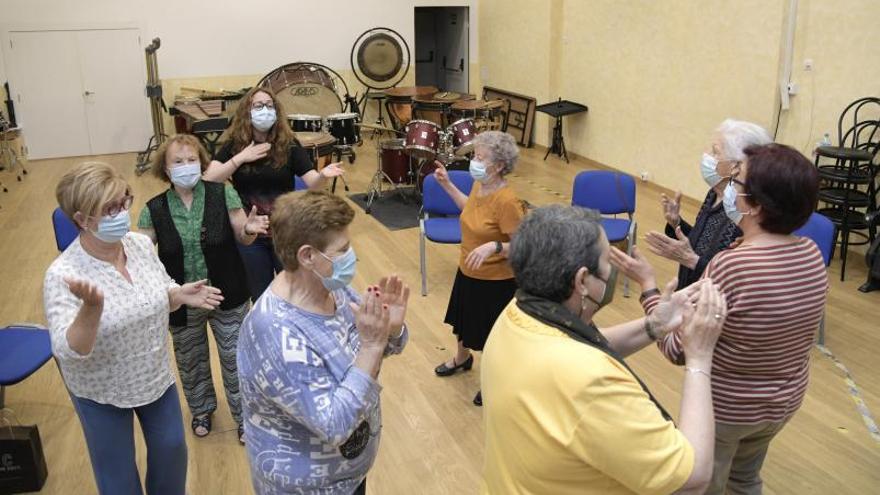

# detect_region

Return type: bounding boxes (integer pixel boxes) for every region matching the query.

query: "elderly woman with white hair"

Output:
[628,119,772,293]
[432,131,527,406]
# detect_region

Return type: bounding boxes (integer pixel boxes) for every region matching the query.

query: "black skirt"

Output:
[444,269,518,351]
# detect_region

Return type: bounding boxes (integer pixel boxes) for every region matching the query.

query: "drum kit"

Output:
[363,92,490,213]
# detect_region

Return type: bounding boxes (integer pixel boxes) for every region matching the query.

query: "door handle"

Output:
[84,91,95,96]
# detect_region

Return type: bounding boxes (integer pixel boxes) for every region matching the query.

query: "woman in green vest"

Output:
[138,134,269,444]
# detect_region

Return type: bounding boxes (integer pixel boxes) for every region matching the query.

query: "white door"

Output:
[7,28,150,159]
[7,31,92,158]
[78,30,151,155]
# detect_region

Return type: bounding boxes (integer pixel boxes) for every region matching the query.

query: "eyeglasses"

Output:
[251,102,275,111]
[101,194,134,217]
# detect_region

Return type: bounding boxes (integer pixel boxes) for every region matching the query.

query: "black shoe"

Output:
[434,354,474,377]
[473,390,482,407]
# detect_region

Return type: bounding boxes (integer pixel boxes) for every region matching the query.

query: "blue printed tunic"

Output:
[238,285,407,494]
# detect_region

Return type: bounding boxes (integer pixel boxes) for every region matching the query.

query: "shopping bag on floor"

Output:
[0,419,48,494]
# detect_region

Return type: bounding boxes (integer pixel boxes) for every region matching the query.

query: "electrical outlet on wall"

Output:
[640,171,650,182]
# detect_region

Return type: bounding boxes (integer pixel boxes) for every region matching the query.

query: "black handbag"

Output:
[0,419,49,494]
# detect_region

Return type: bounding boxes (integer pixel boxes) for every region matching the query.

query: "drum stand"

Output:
[330,146,352,194]
[0,127,26,185]
[135,38,167,175]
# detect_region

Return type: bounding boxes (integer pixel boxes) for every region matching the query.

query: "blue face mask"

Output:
[314,246,357,291]
[168,162,201,189]
[250,107,277,132]
[469,159,488,182]
[700,153,725,187]
[92,210,131,243]
[722,181,751,225]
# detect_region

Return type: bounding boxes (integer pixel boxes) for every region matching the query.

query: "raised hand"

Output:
[350,286,392,350]
[377,275,410,333]
[644,228,699,268]
[64,277,104,307]
[609,245,656,289]
[320,162,345,178]
[465,242,496,271]
[433,162,449,185]
[178,280,224,310]
[244,206,270,236]
[661,191,682,228]
[236,141,271,165]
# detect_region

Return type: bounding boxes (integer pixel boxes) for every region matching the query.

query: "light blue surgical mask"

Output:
[169,162,202,189]
[313,246,357,291]
[469,159,488,182]
[251,107,277,132]
[722,181,751,225]
[91,210,130,243]
[700,153,725,187]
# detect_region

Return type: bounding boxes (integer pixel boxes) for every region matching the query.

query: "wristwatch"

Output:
[494,241,503,254]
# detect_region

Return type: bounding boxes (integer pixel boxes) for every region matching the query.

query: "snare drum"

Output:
[379,139,411,184]
[288,114,323,133]
[294,132,337,168]
[449,118,476,155]
[404,120,441,159]
[325,112,361,146]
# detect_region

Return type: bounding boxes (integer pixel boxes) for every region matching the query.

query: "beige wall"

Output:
[478,0,880,201]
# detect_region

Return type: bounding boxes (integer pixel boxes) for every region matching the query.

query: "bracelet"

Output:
[685,367,712,379]
[639,288,661,302]
[230,156,239,168]
[644,318,658,341]
[494,241,503,254]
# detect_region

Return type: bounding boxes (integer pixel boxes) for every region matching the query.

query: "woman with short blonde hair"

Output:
[45,161,223,495]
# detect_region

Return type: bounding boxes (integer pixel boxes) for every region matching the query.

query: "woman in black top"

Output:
[205,87,344,299]
[617,119,771,292]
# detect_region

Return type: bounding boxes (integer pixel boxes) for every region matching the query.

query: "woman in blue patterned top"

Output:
[237,190,409,495]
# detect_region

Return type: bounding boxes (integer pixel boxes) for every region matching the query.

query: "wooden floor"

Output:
[1,137,878,494]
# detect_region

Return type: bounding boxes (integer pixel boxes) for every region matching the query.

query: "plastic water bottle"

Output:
[821,133,832,147]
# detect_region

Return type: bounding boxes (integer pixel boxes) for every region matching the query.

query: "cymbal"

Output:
[356,122,400,133]
[451,98,505,110]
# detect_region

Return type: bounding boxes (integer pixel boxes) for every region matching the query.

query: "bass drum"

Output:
[258,63,343,117]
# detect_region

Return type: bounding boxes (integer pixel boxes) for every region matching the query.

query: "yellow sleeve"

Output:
[569,356,694,495]
[497,191,525,236]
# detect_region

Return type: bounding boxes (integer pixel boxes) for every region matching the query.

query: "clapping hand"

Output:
[644,228,699,268]
[350,286,392,350]
[244,206,270,236]
[645,278,693,338]
[376,275,410,334]
[433,162,449,185]
[677,280,726,360]
[178,280,224,310]
[661,191,682,228]
[609,246,656,289]
[64,277,104,307]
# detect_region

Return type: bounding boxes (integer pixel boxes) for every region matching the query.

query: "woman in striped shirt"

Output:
[612,143,826,494]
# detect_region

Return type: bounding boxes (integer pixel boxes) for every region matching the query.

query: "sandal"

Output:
[191,414,212,438]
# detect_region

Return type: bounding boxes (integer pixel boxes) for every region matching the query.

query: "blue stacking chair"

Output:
[0,325,53,408]
[293,175,307,191]
[52,207,78,251]
[571,170,637,296]
[793,212,836,344]
[420,171,474,296]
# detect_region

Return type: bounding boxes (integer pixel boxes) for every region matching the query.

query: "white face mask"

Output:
[251,107,277,132]
[469,159,488,182]
[700,153,725,187]
[722,181,752,225]
[168,162,201,189]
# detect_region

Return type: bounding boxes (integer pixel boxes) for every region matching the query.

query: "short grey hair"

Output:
[473,131,518,176]
[716,119,773,161]
[509,205,604,302]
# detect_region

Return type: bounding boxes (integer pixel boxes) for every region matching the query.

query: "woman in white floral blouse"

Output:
[43,162,223,495]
